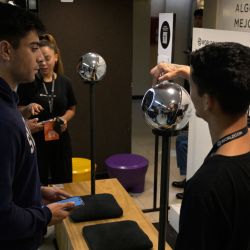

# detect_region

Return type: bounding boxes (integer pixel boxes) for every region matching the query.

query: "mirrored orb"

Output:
[77,52,107,82]
[141,81,193,130]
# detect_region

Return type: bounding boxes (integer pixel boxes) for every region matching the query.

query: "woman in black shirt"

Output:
[18,34,77,185]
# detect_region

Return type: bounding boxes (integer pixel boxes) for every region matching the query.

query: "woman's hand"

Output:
[59,117,67,132]
[58,107,76,133]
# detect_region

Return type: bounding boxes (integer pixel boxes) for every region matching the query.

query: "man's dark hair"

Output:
[190,42,250,115]
[194,9,203,17]
[0,3,45,49]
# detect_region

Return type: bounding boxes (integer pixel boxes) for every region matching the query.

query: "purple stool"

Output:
[105,153,148,193]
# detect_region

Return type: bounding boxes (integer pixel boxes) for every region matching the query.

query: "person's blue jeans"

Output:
[175,132,188,176]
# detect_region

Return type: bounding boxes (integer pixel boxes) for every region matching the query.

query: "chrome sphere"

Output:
[141,81,193,130]
[77,52,107,82]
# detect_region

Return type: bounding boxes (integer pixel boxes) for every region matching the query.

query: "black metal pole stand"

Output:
[155,129,178,250]
[89,82,96,195]
[143,131,160,213]
[153,133,159,210]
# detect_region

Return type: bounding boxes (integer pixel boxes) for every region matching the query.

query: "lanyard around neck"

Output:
[205,126,249,160]
[41,74,56,113]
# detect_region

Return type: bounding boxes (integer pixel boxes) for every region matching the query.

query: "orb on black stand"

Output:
[70,53,123,223]
[141,81,193,250]
[77,52,107,195]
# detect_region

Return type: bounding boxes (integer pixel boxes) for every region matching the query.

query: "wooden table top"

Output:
[56,178,172,250]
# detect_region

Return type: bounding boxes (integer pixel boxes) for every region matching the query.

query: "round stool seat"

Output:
[72,158,92,182]
[105,153,148,193]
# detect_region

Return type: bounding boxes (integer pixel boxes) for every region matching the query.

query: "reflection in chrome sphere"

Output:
[77,52,107,82]
[141,81,193,130]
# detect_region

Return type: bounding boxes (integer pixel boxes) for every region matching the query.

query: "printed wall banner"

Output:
[216,0,250,32]
[157,13,175,63]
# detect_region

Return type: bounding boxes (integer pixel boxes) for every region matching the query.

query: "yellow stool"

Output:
[72,158,93,182]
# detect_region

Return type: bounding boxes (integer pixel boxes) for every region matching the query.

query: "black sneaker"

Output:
[172,179,186,188]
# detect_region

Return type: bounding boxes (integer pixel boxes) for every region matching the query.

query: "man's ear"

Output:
[203,93,214,111]
[0,41,12,61]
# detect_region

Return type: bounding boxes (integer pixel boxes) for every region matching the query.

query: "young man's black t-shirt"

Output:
[175,152,250,250]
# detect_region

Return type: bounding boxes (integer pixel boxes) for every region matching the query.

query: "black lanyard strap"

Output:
[206,126,249,160]
[41,74,56,113]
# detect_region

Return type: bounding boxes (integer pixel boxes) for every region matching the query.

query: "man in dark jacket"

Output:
[0,3,75,250]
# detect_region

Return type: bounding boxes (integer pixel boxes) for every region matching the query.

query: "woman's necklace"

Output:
[40,73,56,113]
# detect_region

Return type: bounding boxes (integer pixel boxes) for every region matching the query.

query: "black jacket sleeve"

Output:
[0,120,51,240]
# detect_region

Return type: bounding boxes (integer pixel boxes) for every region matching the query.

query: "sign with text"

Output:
[216,0,250,32]
[187,28,250,179]
[157,13,175,63]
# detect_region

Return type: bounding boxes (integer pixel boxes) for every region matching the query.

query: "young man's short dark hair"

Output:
[190,42,250,115]
[0,2,45,48]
